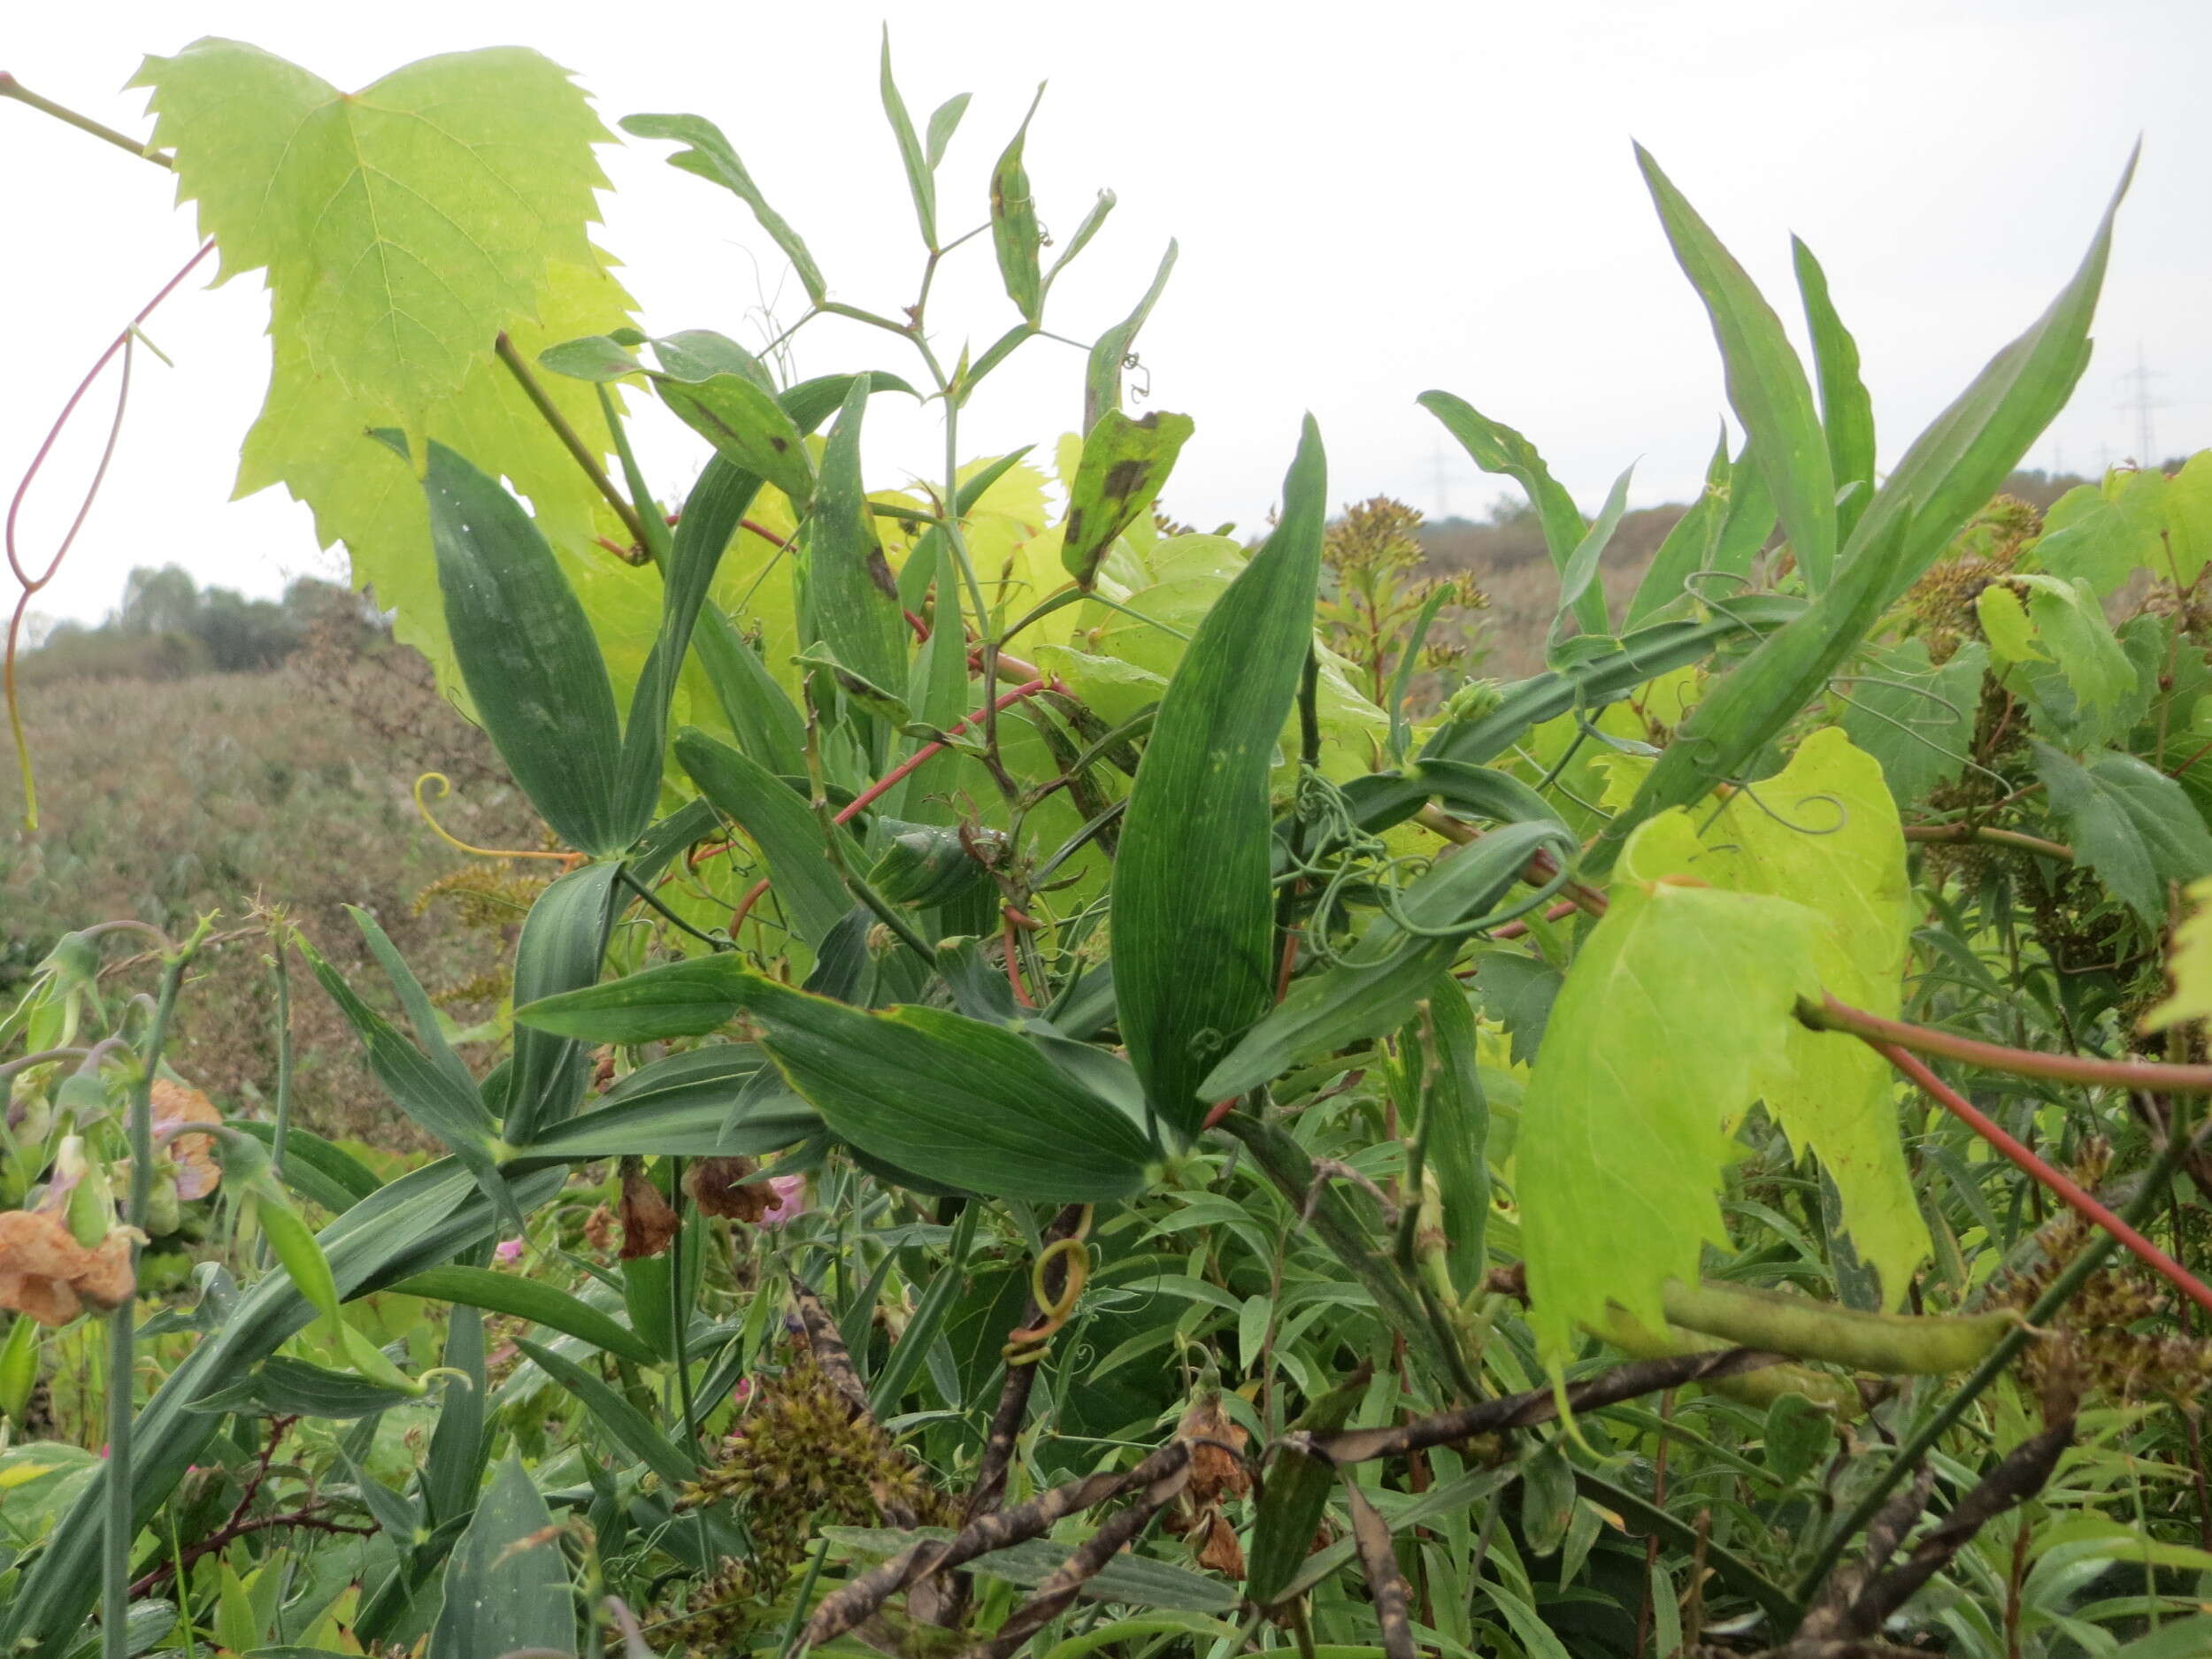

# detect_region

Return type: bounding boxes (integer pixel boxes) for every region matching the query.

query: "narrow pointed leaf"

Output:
[1086,242,1178,434]
[729,973,1156,1202]
[389,1266,658,1366]
[879,31,937,248]
[924,92,971,168]
[405,434,626,854]
[1418,391,1607,635]
[1637,147,1836,590]
[621,111,826,304]
[804,377,910,707]
[502,860,620,1145]
[1116,419,1328,1136]
[652,371,814,511]
[1792,236,1876,542]
[428,1452,576,1659]
[514,1046,818,1161]
[677,727,859,949]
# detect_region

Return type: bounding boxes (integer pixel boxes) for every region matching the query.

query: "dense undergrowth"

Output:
[4,36,2212,1659]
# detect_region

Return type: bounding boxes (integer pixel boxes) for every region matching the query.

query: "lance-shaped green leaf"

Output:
[1639,147,1836,592]
[1518,810,1828,1361]
[988,85,1047,321]
[676,727,859,949]
[696,610,808,777]
[803,377,910,708]
[879,30,937,248]
[925,92,971,167]
[388,1266,658,1366]
[400,434,626,854]
[1116,419,1327,1137]
[1061,410,1196,587]
[189,1356,418,1421]
[1551,462,1634,648]
[518,953,755,1045]
[1206,821,1574,1097]
[429,1451,576,1659]
[1246,1372,1364,1605]
[1590,153,2132,877]
[1418,391,1607,637]
[1793,237,1876,544]
[514,1046,818,1162]
[502,860,620,1145]
[651,364,815,511]
[537,334,645,382]
[723,972,1156,1202]
[621,111,826,304]
[2034,742,2212,923]
[1086,242,1178,434]
[1417,976,1493,1296]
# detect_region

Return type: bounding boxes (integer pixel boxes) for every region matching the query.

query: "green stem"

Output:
[0,74,171,168]
[1901,823,2073,862]
[492,333,653,551]
[105,921,205,1659]
[269,938,293,1181]
[1788,1106,2204,1611]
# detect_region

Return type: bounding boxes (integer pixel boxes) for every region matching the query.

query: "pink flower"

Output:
[760,1175,808,1228]
[495,1238,526,1264]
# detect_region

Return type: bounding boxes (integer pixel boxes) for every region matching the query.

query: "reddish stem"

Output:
[1874,1040,2212,1318]
[1812,995,2212,1094]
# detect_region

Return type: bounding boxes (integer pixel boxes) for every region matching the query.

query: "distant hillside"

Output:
[1417,466,2102,676]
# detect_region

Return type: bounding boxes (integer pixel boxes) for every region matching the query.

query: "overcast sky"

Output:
[7,0,2207,625]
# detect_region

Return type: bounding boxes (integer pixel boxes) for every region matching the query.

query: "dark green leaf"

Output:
[1203,821,1572,1098]
[503,861,620,1146]
[428,1451,575,1659]
[1519,1441,1577,1556]
[189,1356,417,1420]
[1246,1373,1363,1605]
[516,1046,818,1162]
[1418,976,1492,1294]
[407,434,627,855]
[1061,410,1196,587]
[695,610,808,778]
[1762,1391,1834,1484]
[390,1266,658,1367]
[1638,148,1836,591]
[1465,949,1560,1069]
[1116,419,1327,1136]
[228,1123,381,1215]
[511,1339,695,1485]
[803,377,910,708]
[652,371,814,511]
[518,953,754,1044]
[728,972,1157,1202]
[676,727,859,949]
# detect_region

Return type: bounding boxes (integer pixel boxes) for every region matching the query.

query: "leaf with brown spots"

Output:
[652,365,816,511]
[1060,409,1196,588]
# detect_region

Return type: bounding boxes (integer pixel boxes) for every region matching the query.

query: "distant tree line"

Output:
[20,566,386,685]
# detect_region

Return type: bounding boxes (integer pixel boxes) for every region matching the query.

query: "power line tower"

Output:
[2116,342,2170,468]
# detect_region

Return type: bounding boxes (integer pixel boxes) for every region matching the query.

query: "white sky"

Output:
[6,0,2207,625]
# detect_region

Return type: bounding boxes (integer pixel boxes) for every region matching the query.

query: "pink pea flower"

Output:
[495,1238,526,1264]
[760,1175,808,1228]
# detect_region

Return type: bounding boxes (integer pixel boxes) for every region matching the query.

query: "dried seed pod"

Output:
[685,1156,774,1223]
[618,1159,680,1260]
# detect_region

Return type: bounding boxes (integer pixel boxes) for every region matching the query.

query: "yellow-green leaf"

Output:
[2144,875,2212,1032]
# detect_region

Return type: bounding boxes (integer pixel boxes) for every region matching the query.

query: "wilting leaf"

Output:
[1061,411,1196,587]
[988,87,1046,322]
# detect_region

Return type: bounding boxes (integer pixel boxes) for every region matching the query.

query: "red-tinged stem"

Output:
[1874,1040,2212,1319]
[834,679,1048,824]
[1002,914,1034,1008]
[1808,995,2212,1094]
[1486,898,1583,946]
[714,679,1054,937]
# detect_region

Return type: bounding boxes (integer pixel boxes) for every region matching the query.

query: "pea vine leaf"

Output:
[138,40,640,700]
[1518,729,1926,1359]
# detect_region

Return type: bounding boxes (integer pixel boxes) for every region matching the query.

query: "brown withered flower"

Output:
[0,1211,137,1327]
[618,1158,680,1260]
[684,1156,774,1223]
[150,1079,224,1202]
[1177,1391,1252,1506]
